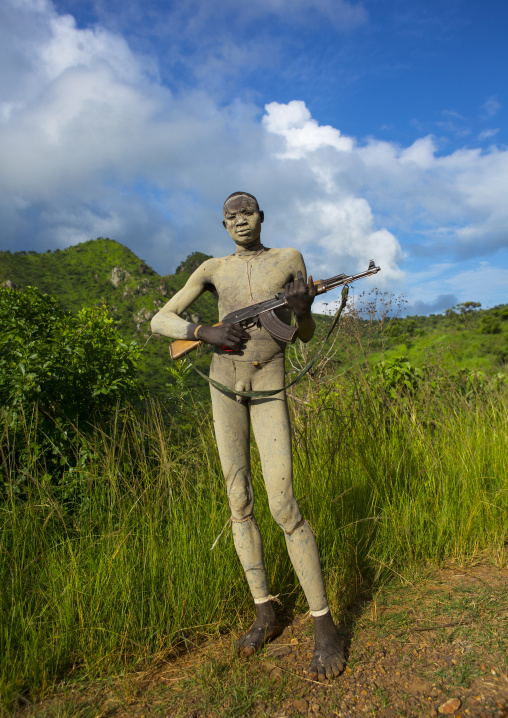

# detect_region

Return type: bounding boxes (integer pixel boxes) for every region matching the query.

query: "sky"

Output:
[1,0,507,314]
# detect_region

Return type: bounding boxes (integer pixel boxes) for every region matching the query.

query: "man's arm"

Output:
[284,251,316,343]
[151,262,211,340]
[151,259,250,350]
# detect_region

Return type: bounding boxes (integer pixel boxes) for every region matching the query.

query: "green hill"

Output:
[2,240,507,395]
[0,239,218,393]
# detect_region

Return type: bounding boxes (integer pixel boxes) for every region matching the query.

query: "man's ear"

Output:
[260,211,264,223]
[222,219,226,229]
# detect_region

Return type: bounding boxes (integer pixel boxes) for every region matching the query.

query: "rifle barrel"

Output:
[222,261,381,324]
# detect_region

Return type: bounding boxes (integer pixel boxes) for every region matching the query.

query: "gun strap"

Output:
[189,285,349,399]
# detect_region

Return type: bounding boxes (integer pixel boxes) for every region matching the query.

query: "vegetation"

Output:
[2,240,508,397]
[0,287,144,501]
[0,241,507,712]
[1,350,507,710]
[0,239,218,394]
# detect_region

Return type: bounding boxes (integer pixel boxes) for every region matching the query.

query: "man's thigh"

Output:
[209,355,252,514]
[250,357,300,527]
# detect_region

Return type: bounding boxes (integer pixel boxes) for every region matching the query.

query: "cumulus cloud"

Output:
[0,0,507,312]
[0,1,395,281]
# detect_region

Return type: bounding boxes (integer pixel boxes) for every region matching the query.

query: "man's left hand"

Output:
[285,271,316,319]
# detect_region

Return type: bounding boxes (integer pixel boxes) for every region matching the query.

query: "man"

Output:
[151,192,344,681]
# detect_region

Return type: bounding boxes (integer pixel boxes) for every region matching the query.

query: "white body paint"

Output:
[151,246,330,614]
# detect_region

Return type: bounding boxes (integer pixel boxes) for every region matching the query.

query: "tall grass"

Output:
[1,367,507,709]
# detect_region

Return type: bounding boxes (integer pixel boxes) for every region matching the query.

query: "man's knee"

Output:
[269,495,301,532]
[228,478,254,519]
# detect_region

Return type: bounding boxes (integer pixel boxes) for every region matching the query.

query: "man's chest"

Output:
[213,254,295,314]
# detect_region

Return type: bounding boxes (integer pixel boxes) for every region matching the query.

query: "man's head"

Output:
[223,192,264,247]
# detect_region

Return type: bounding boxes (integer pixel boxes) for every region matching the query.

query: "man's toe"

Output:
[330,657,344,677]
[317,666,327,682]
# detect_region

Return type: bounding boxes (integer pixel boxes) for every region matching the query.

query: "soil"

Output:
[14,564,508,718]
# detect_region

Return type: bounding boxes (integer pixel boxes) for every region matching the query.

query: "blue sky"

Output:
[1,0,507,313]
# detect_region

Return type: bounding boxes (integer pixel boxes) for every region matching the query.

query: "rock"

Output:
[292,698,308,713]
[140,280,151,295]
[191,313,200,323]
[133,307,155,327]
[438,698,461,714]
[110,266,130,288]
[2,279,19,290]
[158,283,168,297]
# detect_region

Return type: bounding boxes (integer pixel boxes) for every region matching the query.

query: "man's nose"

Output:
[235,214,247,225]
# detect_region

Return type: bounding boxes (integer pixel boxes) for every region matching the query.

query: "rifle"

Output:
[169,259,381,359]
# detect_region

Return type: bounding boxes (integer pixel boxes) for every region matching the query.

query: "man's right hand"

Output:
[197,323,251,351]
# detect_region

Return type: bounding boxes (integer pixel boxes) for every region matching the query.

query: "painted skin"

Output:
[151,193,344,680]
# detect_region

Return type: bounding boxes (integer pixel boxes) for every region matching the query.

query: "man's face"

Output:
[223,196,264,247]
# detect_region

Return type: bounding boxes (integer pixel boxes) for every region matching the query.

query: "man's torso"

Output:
[204,247,301,362]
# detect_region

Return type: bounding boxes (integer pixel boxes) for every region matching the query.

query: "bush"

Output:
[369,356,423,399]
[480,315,502,334]
[0,287,144,493]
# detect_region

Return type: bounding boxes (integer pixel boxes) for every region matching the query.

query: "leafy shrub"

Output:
[369,356,423,399]
[0,287,144,494]
[480,315,502,334]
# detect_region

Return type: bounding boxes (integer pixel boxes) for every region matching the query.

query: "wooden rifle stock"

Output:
[169,322,223,360]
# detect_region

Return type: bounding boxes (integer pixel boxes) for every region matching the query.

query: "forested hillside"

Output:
[0,238,218,392]
[2,238,507,395]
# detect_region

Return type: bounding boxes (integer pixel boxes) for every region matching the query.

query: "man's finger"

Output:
[232,324,250,338]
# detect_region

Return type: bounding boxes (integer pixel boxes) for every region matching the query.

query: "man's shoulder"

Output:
[189,256,221,275]
[268,247,303,261]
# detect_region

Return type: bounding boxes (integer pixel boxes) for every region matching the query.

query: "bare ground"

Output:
[12,564,508,718]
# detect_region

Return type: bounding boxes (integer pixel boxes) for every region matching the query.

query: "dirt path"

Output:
[16,564,508,718]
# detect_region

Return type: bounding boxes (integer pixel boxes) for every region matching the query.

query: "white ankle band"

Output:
[254,596,271,604]
[310,606,330,617]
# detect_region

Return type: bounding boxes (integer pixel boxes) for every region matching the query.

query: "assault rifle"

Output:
[169,260,381,359]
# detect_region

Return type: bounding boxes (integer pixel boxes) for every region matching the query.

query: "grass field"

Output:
[1,356,507,713]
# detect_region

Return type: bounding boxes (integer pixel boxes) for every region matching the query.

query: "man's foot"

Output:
[306,611,345,681]
[235,601,282,657]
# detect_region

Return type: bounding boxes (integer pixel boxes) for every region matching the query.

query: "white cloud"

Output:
[0,0,507,313]
[478,128,499,141]
[480,95,501,120]
[406,262,508,310]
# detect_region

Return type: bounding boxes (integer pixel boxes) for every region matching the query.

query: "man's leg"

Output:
[250,358,344,679]
[209,356,282,654]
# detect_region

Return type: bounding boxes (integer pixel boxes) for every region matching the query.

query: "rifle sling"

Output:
[189,285,349,399]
